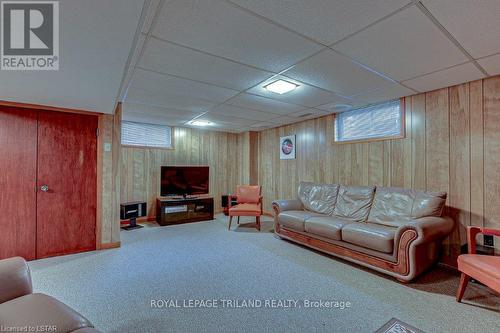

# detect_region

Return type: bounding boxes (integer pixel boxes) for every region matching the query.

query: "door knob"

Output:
[40,185,49,192]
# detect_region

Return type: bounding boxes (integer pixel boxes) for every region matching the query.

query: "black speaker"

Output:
[221,195,229,208]
[120,201,146,230]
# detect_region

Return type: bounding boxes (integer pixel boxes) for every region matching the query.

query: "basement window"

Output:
[334,100,404,143]
[121,121,173,148]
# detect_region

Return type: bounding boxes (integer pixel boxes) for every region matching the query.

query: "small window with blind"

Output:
[121,121,173,148]
[334,100,404,143]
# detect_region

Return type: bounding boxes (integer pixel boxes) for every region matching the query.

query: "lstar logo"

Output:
[1,1,59,70]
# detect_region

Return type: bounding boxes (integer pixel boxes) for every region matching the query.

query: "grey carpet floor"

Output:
[29,215,500,333]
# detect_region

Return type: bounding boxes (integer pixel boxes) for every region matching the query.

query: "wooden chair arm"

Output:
[482,228,500,237]
[467,226,500,254]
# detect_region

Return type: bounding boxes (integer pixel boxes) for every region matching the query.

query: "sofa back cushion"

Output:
[332,185,375,222]
[298,182,339,215]
[368,187,414,227]
[411,191,447,219]
[368,187,447,227]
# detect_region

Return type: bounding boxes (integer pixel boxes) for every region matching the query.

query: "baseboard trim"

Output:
[100,241,121,250]
[120,216,156,225]
[437,262,458,272]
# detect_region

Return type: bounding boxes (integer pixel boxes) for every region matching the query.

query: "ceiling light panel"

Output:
[247,76,342,107]
[264,80,299,94]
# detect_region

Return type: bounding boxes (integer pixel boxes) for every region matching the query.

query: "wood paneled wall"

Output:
[97,104,122,247]
[257,76,500,261]
[120,127,247,217]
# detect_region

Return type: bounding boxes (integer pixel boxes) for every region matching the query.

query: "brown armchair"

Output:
[456,226,500,302]
[228,185,263,231]
[0,257,102,332]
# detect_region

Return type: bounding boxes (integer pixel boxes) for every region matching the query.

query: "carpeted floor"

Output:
[29,215,500,333]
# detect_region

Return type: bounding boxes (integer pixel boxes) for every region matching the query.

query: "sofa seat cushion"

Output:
[279,210,322,231]
[341,223,397,253]
[229,203,261,216]
[304,216,355,240]
[0,293,93,333]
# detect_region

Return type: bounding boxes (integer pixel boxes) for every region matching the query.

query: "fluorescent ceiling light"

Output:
[264,80,299,94]
[189,120,212,126]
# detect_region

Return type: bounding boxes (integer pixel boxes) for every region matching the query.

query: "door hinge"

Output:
[96,128,100,137]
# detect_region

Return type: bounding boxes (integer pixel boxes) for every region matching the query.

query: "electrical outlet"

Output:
[104,142,112,152]
[484,235,494,247]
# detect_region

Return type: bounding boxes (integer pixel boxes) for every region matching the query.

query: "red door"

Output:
[36,111,98,258]
[0,107,38,260]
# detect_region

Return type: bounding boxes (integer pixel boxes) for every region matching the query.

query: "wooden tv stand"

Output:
[156,196,214,226]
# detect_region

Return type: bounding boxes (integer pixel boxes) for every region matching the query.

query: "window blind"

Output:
[121,121,172,148]
[334,100,402,142]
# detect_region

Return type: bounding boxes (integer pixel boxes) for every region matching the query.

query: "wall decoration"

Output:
[280,135,296,160]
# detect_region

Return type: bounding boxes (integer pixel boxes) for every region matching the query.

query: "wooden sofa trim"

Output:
[273,204,418,277]
[277,227,417,277]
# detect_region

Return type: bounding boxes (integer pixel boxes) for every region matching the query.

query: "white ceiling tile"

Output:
[130,34,147,69]
[153,0,323,72]
[139,37,273,90]
[268,116,302,125]
[226,93,304,115]
[196,113,257,126]
[315,99,366,112]
[478,53,500,76]
[249,121,278,129]
[402,62,484,93]
[287,108,329,120]
[211,105,280,121]
[421,0,500,59]
[130,68,239,103]
[246,76,345,107]
[230,0,410,45]
[122,112,190,126]
[351,84,415,105]
[333,6,468,81]
[141,0,163,34]
[122,103,203,119]
[126,87,217,112]
[283,49,395,96]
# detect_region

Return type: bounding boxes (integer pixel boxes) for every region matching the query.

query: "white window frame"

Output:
[121,121,174,149]
[334,99,405,144]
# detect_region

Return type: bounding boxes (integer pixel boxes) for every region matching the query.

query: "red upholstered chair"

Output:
[228,185,262,231]
[456,226,500,302]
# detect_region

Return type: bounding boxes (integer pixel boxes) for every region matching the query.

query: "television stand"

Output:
[156,196,214,226]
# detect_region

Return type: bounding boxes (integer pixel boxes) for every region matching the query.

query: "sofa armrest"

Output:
[399,216,454,243]
[272,199,303,215]
[0,257,33,304]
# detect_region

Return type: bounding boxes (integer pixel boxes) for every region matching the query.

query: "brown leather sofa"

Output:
[273,182,454,282]
[0,257,102,333]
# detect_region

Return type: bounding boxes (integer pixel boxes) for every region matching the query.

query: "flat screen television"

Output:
[160,166,209,196]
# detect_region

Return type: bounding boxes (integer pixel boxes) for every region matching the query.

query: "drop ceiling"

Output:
[1,1,499,131]
[121,0,500,132]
